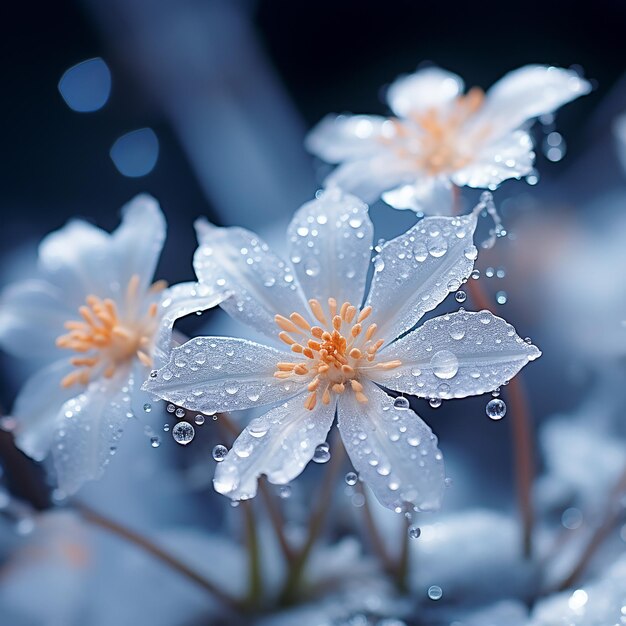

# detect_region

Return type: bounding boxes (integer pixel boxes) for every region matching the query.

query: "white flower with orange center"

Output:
[306,65,590,213]
[0,195,226,494]
[145,190,540,511]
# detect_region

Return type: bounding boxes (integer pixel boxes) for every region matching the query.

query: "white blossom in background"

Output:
[306,65,590,213]
[0,195,226,495]
[145,190,539,511]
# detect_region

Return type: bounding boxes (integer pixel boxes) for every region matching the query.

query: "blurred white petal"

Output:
[286,190,373,307]
[305,114,389,163]
[373,310,541,399]
[144,336,305,414]
[194,219,308,342]
[475,65,591,138]
[382,176,454,214]
[365,212,478,342]
[0,279,72,360]
[337,381,445,511]
[214,393,336,500]
[387,67,465,118]
[452,130,535,188]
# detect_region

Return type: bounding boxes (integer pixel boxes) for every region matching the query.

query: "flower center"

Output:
[273,298,401,410]
[385,87,486,175]
[55,275,166,388]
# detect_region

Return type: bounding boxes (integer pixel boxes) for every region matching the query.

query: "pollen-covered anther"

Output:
[273,298,402,410]
[56,274,161,388]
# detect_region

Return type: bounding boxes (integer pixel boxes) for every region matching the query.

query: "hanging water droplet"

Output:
[194,414,205,426]
[492,388,501,397]
[496,291,507,305]
[172,421,195,445]
[455,290,466,303]
[150,436,160,448]
[175,407,185,418]
[393,396,410,410]
[166,404,176,413]
[486,398,507,420]
[313,442,331,463]
[345,471,358,486]
[429,398,442,409]
[278,485,292,499]
[428,585,443,600]
[471,269,480,280]
[212,444,228,461]
[163,423,170,432]
[408,525,421,539]
[143,403,152,413]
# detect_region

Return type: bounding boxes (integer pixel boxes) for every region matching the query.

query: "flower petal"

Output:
[111,194,166,294]
[287,190,373,307]
[387,67,464,118]
[0,279,72,360]
[306,114,390,163]
[10,359,77,461]
[194,220,308,342]
[213,393,337,500]
[452,131,534,189]
[337,381,445,512]
[152,281,231,368]
[144,336,306,414]
[382,177,454,215]
[325,156,415,205]
[52,369,134,495]
[365,212,478,343]
[475,65,591,138]
[372,310,541,399]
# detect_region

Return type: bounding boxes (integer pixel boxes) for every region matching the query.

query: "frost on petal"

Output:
[382,176,454,215]
[287,190,373,308]
[337,381,445,512]
[387,67,464,118]
[452,131,534,189]
[194,220,308,342]
[365,212,478,343]
[152,281,230,368]
[475,65,591,139]
[305,114,390,163]
[325,157,414,205]
[213,393,337,500]
[10,360,77,462]
[112,194,166,294]
[52,370,133,495]
[144,337,306,415]
[0,279,73,359]
[373,310,541,399]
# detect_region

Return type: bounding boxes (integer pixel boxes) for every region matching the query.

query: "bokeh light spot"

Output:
[58,57,111,112]
[110,128,159,177]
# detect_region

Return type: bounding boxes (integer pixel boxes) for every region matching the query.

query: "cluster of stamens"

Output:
[56,275,166,388]
[273,298,401,410]
[383,87,486,174]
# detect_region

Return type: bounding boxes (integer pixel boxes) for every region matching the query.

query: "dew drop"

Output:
[429,398,442,409]
[194,414,205,426]
[150,436,160,448]
[428,585,443,600]
[166,404,176,413]
[212,444,228,461]
[430,350,459,380]
[149,370,158,378]
[172,421,195,445]
[496,291,507,305]
[175,407,185,419]
[455,290,466,303]
[143,403,152,413]
[345,471,358,486]
[278,485,292,499]
[313,442,331,463]
[486,398,507,420]
[163,423,170,432]
[393,396,410,410]
[408,525,421,539]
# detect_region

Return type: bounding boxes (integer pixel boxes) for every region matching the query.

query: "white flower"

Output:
[144,190,540,511]
[306,65,590,213]
[0,195,226,494]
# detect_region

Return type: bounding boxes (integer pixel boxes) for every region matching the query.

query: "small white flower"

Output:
[145,190,540,511]
[0,195,226,494]
[306,65,590,213]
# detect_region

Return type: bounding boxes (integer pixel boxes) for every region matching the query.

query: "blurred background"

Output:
[0,1,626,623]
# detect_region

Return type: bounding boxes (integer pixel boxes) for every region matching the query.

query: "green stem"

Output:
[395,515,411,593]
[278,430,345,605]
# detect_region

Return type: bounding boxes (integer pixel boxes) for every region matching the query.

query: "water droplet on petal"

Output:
[430,350,459,380]
[166,404,176,413]
[313,442,331,463]
[393,396,410,409]
[429,398,442,409]
[172,421,195,445]
[150,436,160,448]
[175,408,185,419]
[143,403,152,413]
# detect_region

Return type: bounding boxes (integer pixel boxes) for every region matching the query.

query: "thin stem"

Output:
[555,465,626,591]
[217,412,295,564]
[395,515,411,593]
[466,267,536,558]
[358,485,395,574]
[278,429,345,605]
[241,500,263,608]
[75,501,241,611]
